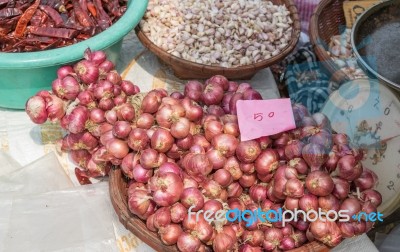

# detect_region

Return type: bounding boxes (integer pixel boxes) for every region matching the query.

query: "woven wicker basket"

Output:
[109,168,329,252]
[309,0,351,84]
[135,0,301,80]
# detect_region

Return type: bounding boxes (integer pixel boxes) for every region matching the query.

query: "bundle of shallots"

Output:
[26,50,382,252]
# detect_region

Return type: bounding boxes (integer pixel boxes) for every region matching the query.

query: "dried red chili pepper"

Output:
[39,5,63,27]
[87,1,97,18]
[0,0,126,52]
[93,0,111,29]
[0,0,9,8]
[30,26,79,39]
[0,7,22,19]
[73,0,93,27]
[14,0,40,38]
[0,18,18,35]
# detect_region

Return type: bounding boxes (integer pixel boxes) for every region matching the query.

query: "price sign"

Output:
[237,99,296,141]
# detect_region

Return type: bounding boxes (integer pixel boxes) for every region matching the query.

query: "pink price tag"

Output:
[237,99,296,141]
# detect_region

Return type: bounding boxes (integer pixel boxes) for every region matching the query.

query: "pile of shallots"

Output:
[26,50,382,252]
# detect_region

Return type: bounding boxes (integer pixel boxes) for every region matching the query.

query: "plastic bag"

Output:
[0,151,21,176]
[0,195,12,251]
[0,152,75,250]
[0,152,73,194]
[3,182,117,252]
[375,224,400,251]
[112,210,154,252]
[332,234,378,252]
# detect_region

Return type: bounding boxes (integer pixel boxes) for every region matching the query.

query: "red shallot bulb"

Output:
[279,236,296,250]
[249,184,267,202]
[74,60,99,84]
[121,152,142,179]
[227,182,243,198]
[112,121,132,139]
[299,193,318,212]
[149,172,183,206]
[67,106,89,134]
[184,80,204,103]
[213,233,235,252]
[336,155,363,181]
[340,198,361,220]
[151,128,174,153]
[319,194,340,215]
[52,76,80,100]
[57,65,74,79]
[121,80,139,96]
[180,187,204,211]
[206,149,226,170]
[361,189,382,207]
[263,228,283,251]
[228,81,239,92]
[171,117,190,139]
[153,207,172,229]
[255,149,279,175]
[285,140,305,160]
[207,75,229,91]
[26,95,48,124]
[106,139,129,159]
[136,113,154,129]
[202,83,224,106]
[159,224,182,245]
[243,89,263,100]
[127,128,149,151]
[242,230,264,247]
[332,177,350,200]
[132,163,153,183]
[302,143,328,171]
[106,70,122,85]
[207,105,226,117]
[236,140,262,163]
[222,92,234,113]
[177,232,202,252]
[202,199,223,218]
[213,168,233,187]
[284,197,299,211]
[45,94,65,122]
[229,92,244,115]
[203,120,223,142]
[170,203,187,223]
[285,178,304,198]
[310,220,342,247]
[288,158,308,175]
[128,189,155,220]
[305,170,334,196]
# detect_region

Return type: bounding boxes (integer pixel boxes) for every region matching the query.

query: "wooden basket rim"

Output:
[109,168,330,252]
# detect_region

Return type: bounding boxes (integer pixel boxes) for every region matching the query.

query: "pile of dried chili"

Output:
[0,0,127,52]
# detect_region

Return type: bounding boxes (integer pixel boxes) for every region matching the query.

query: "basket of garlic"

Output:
[136,0,301,79]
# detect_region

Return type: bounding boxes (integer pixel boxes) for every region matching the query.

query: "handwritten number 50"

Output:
[253,112,274,121]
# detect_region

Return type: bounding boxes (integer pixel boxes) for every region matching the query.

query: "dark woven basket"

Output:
[109,168,329,252]
[309,0,351,84]
[136,0,301,80]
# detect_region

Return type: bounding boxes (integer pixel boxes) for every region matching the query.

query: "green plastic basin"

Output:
[0,0,148,109]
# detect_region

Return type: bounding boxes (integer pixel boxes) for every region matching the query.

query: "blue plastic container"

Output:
[0,0,148,109]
